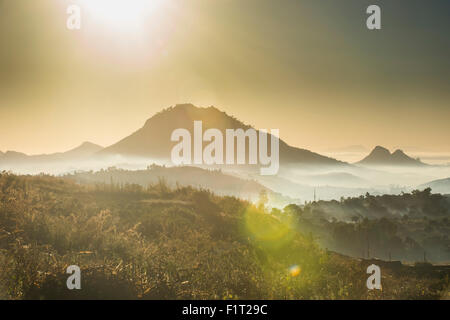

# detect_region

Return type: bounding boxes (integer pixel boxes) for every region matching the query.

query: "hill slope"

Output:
[419,177,450,194]
[65,165,296,206]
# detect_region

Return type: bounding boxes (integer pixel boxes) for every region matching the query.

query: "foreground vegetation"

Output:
[0,173,448,299]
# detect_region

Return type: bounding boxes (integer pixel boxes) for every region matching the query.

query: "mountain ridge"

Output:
[100,104,347,167]
[66,164,297,207]
[357,146,427,166]
[0,142,103,164]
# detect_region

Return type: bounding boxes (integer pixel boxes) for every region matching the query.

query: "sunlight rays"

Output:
[80,0,166,32]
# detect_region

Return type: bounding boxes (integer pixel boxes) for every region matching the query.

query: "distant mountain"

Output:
[1,151,31,162]
[0,142,103,164]
[66,165,297,207]
[356,146,427,166]
[62,142,104,159]
[419,177,450,194]
[100,104,346,167]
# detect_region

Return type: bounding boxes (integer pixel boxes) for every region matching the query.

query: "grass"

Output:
[0,172,448,299]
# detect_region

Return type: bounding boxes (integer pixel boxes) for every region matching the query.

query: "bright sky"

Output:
[0,0,449,154]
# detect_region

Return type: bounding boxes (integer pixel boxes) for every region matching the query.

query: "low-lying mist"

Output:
[1,156,449,204]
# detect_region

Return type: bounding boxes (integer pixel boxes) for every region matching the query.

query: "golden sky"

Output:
[0,0,449,154]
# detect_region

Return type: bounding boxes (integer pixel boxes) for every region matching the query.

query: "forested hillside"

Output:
[296,190,450,262]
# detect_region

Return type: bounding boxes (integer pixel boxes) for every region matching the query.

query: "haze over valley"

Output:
[1,104,449,204]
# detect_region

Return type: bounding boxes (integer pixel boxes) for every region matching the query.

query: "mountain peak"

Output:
[172,103,218,111]
[357,146,426,166]
[159,103,231,115]
[100,103,345,166]
[392,149,406,156]
[77,141,103,149]
[64,141,103,157]
[372,145,391,155]
[140,103,249,133]
[104,103,252,159]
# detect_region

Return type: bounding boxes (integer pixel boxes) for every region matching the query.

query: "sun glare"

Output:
[81,0,165,31]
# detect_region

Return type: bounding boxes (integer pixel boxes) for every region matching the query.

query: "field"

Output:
[0,173,448,299]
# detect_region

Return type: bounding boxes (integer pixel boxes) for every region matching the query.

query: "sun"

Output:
[80,0,165,32]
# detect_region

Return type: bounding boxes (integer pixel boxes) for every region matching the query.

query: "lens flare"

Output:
[289,265,301,277]
[244,209,290,242]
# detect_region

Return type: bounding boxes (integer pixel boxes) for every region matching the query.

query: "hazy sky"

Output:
[0,0,449,154]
